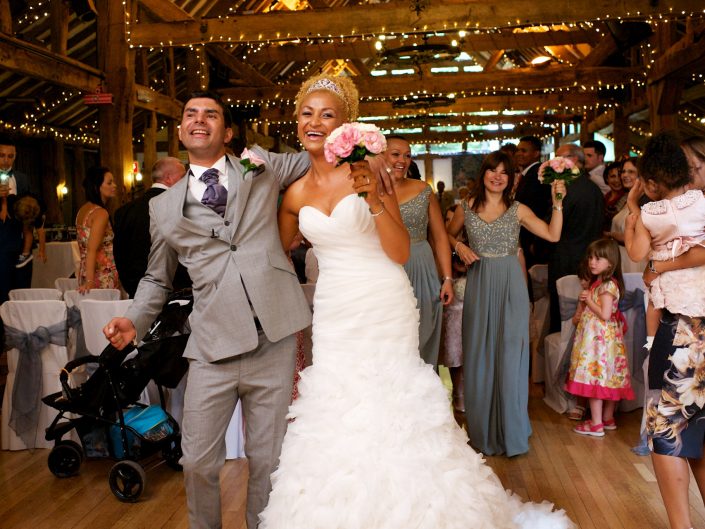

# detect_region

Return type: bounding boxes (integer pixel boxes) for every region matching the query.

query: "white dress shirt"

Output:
[188,155,229,202]
[589,164,610,195]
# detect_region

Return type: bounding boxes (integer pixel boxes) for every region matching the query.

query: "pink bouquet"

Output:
[537,156,580,200]
[324,122,387,197]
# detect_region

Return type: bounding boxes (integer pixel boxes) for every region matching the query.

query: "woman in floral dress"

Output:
[76,166,119,293]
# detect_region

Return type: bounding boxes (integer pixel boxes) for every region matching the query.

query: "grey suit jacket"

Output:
[125,147,312,362]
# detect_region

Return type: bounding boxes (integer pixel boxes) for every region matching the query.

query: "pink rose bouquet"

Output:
[324,122,387,197]
[537,156,580,200]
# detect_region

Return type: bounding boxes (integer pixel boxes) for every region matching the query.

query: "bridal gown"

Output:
[259,193,573,529]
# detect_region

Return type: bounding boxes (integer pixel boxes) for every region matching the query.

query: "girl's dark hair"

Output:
[639,131,690,190]
[586,238,624,295]
[83,166,110,207]
[469,150,515,212]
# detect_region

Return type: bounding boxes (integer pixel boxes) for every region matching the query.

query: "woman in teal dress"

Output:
[383,136,453,366]
[447,150,566,456]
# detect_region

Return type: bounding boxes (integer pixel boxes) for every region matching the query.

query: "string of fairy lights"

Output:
[2,1,705,152]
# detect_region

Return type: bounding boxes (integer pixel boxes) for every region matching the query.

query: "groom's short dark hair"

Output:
[185,91,233,128]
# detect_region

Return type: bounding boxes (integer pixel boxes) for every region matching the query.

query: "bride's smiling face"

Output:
[297,90,346,152]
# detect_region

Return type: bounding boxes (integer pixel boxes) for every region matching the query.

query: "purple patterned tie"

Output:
[200,168,228,217]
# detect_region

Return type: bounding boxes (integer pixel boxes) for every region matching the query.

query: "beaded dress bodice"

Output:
[399,186,431,242]
[463,201,520,257]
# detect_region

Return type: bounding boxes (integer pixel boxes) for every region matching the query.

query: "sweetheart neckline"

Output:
[299,193,359,218]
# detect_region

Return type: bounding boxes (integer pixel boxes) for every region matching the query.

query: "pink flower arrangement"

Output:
[324,122,387,197]
[537,156,580,199]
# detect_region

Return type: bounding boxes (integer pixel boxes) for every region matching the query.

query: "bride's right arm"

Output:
[278,188,302,252]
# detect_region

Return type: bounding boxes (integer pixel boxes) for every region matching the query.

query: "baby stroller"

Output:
[42,291,192,502]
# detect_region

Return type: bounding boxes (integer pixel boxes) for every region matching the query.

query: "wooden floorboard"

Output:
[0,383,701,528]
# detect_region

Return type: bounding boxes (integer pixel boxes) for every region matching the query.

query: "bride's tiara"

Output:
[306,78,344,98]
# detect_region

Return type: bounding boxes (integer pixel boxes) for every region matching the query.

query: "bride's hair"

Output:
[294,74,359,122]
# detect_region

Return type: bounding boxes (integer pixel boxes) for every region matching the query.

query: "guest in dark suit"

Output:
[514,135,552,267]
[547,144,604,331]
[113,157,190,297]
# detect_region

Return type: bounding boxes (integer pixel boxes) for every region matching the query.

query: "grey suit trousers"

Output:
[181,331,296,529]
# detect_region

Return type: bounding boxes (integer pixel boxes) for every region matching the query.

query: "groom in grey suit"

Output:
[104,91,311,529]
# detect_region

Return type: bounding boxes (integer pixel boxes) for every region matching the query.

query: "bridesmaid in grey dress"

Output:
[384,136,453,366]
[447,150,566,456]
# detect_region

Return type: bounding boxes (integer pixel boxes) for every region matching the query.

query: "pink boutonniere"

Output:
[240,148,265,176]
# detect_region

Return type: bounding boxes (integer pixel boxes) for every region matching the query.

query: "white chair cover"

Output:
[543,275,582,414]
[9,288,62,301]
[618,273,647,412]
[528,264,549,383]
[54,277,78,293]
[64,289,122,361]
[31,242,77,288]
[1,300,68,450]
[79,299,133,356]
[226,401,246,459]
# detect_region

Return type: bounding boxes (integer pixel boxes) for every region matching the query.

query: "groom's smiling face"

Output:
[179,97,234,163]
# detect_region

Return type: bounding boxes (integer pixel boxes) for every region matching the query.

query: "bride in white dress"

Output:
[260,74,574,529]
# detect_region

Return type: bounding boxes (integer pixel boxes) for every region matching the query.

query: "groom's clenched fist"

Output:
[103,317,137,350]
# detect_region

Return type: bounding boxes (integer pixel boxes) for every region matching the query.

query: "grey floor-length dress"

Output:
[461,201,532,456]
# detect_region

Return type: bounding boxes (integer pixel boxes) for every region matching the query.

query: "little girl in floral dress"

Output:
[565,238,635,437]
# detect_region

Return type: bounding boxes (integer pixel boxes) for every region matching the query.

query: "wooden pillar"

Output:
[96,0,135,207]
[612,106,629,159]
[50,0,69,54]
[42,140,64,225]
[423,153,433,185]
[580,110,594,145]
[136,49,155,187]
[647,79,681,133]
[0,0,11,34]
[165,48,180,157]
[143,112,157,187]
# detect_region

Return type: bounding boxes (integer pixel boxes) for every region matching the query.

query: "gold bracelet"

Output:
[369,202,386,217]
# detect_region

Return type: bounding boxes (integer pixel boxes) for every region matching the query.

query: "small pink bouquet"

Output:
[324,122,387,197]
[537,156,580,200]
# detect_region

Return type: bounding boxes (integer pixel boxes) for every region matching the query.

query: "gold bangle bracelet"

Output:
[369,202,386,217]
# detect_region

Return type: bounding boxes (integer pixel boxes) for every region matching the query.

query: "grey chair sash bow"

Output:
[5,320,67,449]
[530,274,548,302]
[619,288,647,382]
[67,305,89,359]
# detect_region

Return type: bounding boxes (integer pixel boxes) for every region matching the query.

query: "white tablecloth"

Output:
[31,241,78,288]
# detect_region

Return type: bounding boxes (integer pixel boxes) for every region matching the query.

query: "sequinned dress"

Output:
[76,205,119,289]
[461,201,532,457]
[400,185,442,366]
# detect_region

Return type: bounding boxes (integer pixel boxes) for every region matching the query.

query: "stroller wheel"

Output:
[48,441,83,478]
[162,435,183,471]
[109,460,146,502]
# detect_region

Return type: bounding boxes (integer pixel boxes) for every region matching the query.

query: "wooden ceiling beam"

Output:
[352,114,575,130]
[129,1,695,47]
[220,66,640,101]
[138,0,193,22]
[243,28,600,64]
[205,44,273,87]
[0,33,103,92]
[134,85,182,119]
[258,93,598,120]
